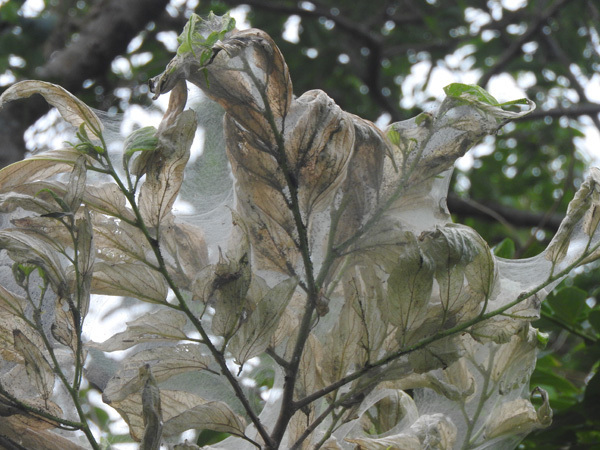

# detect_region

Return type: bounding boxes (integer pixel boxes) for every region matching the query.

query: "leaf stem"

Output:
[239,55,321,448]
[32,304,100,449]
[101,149,275,448]
[540,309,598,343]
[0,382,87,430]
[291,240,600,443]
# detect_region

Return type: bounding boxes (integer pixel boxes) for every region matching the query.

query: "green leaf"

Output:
[547,286,588,325]
[196,429,229,446]
[177,13,201,56]
[583,371,600,417]
[589,310,600,335]
[414,112,433,126]
[123,126,158,173]
[536,330,550,348]
[387,127,401,146]
[0,1,20,23]
[443,82,531,111]
[444,83,499,105]
[531,367,579,397]
[91,406,111,430]
[493,238,516,258]
[176,12,236,61]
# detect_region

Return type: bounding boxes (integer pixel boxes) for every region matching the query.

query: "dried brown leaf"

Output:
[322,296,365,385]
[0,311,41,363]
[386,233,434,336]
[485,398,546,439]
[102,344,213,404]
[546,167,600,264]
[286,333,323,399]
[0,284,26,316]
[284,90,354,215]
[83,182,135,220]
[93,216,151,263]
[161,221,209,286]
[0,149,86,194]
[138,109,196,231]
[229,276,298,365]
[88,309,188,352]
[211,232,252,338]
[110,389,214,442]
[140,365,163,450]
[51,298,77,351]
[13,329,55,401]
[0,424,84,450]
[162,399,247,437]
[64,156,87,212]
[91,261,167,303]
[0,229,68,295]
[0,80,102,134]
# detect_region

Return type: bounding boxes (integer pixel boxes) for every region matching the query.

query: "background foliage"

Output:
[1,0,600,448]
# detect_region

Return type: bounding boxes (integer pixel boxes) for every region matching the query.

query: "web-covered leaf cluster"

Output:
[1,12,600,450]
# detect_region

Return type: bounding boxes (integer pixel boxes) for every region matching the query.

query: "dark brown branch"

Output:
[0,0,170,168]
[519,103,600,121]
[383,40,451,58]
[223,0,380,47]
[447,193,564,231]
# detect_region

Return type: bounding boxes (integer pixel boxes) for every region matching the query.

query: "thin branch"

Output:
[519,103,600,121]
[0,383,86,431]
[223,0,380,47]
[266,347,290,369]
[447,193,564,231]
[99,146,275,448]
[294,238,598,419]
[541,32,600,134]
[540,309,598,343]
[240,55,322,448]
[478,0,575,87]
